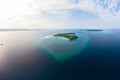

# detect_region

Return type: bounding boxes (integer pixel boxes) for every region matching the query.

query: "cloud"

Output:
[25,0,120,19]
[0,0,120,28]
[1,0,120,20]
[76,0,120,19]
[37,0,120,19]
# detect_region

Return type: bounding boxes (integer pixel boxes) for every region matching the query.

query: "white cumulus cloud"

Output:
[1,0,120,19]
[0,0,120,28]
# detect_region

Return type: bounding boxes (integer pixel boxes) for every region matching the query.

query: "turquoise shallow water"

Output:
[36,34,90,61]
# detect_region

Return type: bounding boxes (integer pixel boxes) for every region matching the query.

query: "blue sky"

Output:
[0,0,120,29]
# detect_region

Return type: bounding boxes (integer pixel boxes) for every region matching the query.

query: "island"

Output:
[36,33,89,61]
[85,29,103,31]
[54,33,78,40]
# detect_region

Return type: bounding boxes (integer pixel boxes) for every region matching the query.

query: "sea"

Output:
[0,29,120,80]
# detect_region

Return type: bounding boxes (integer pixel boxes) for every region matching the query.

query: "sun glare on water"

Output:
[0,31,39,70]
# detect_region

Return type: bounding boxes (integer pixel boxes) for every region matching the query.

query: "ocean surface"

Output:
[0,29,120,80]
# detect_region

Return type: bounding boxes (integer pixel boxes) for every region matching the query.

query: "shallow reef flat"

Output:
[36,33,90,62]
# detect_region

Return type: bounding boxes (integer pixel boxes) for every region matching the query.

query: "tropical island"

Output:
[37,32,89,61]
[54,33,78,40]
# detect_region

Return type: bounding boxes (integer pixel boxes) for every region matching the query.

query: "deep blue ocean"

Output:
[0,29,120,80]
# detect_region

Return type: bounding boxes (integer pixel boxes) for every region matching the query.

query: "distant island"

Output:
[54,33,78,40]
[85,29,103,31]
[0,29,41,31]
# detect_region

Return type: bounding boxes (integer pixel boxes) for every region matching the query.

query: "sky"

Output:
[0,0,120,29]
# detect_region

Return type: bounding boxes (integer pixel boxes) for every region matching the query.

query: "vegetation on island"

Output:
[54,33,78,40]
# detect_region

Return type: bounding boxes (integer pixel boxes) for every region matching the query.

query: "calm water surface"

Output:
[0,29,120,80]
